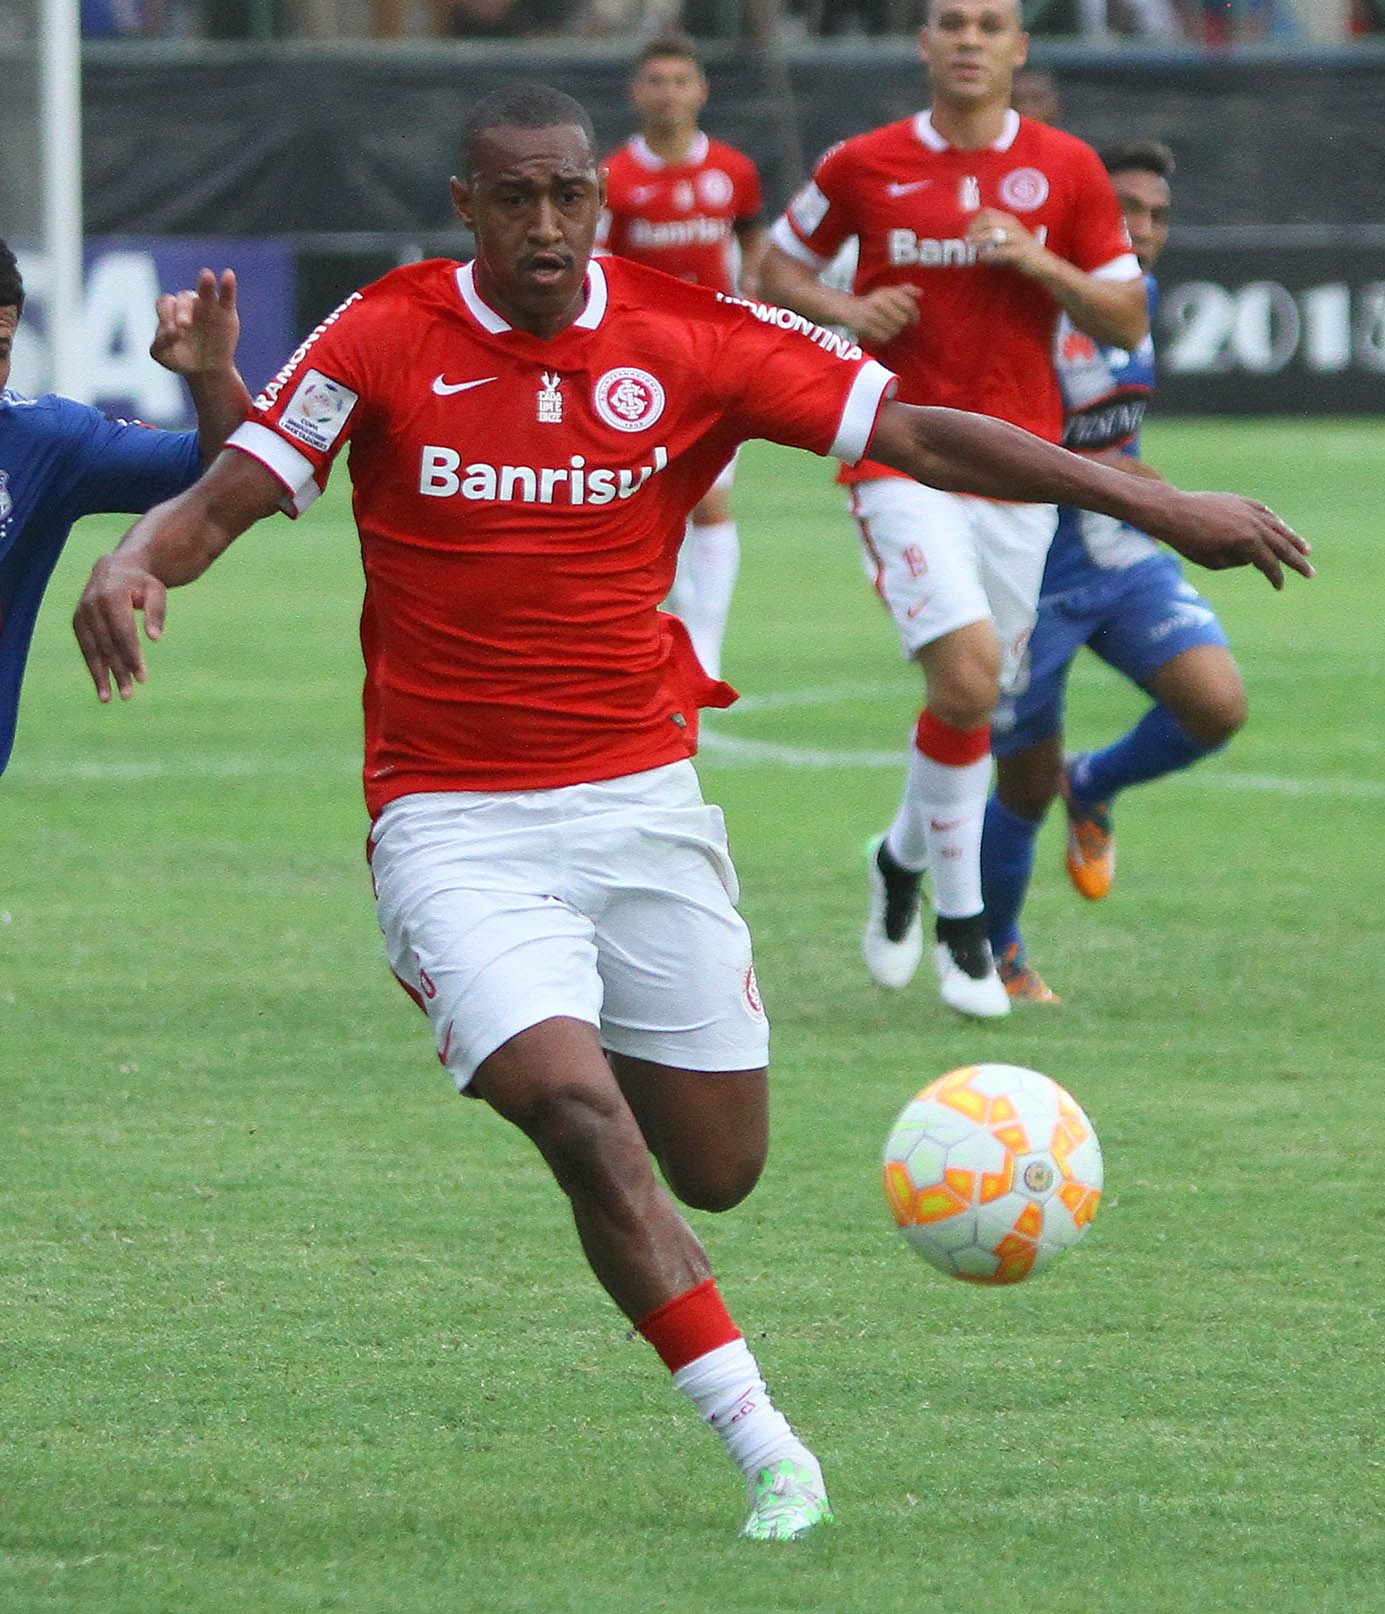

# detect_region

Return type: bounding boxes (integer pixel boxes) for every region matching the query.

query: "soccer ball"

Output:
[882,1063,1103,1284]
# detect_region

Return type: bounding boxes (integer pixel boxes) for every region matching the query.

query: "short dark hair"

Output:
[0,238,24,315]
[632,33,704,74]
[458,82,596,181]
[1102,139,1176,184]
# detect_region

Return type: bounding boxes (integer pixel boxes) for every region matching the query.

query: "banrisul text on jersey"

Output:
[419,445,669,504]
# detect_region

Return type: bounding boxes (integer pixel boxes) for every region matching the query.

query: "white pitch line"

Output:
[12,756,356,782]
[14,682,1382,803]
[1196,771,1385,800]
[725,681,908,714]
[699,729,904,768]
[699,723,1385,798]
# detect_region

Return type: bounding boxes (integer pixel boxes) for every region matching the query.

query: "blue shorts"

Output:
[991,552,1231,755]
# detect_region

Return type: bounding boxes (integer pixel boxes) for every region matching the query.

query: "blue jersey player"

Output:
[981,142,1250,1002]
[0,239,248,774]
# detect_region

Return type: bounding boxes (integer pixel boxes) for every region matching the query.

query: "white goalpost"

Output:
[39,0,86,401]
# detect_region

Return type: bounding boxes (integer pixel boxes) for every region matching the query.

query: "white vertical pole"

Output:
[39,0,85,402]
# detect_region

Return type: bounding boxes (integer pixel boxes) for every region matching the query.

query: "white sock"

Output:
[672,1338,819,1489]
[666,519,740,679]
[886,741,993,919]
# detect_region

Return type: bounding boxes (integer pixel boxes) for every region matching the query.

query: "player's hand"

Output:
[73,552,170,703]
[1155,491,1314,589]
[150,268,239,378]
[968,209,1036,268]
[844,284,922,345]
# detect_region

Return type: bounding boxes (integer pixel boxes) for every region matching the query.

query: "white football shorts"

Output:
[368,761,769,1090]
[850,477,1057,692]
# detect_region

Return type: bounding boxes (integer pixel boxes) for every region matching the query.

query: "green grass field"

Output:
[3,420,1382,1612]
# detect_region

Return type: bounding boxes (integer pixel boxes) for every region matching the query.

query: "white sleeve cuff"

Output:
[830,360,897,465]
[226,421,323,516]
[768,215,830,271]
[1092,253,1143,282]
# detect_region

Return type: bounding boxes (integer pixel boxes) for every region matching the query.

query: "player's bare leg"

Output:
[473,1018,709,1313]
[473,1018,831,1538]
[609,1051,767,1213]
[1145,644,1247,750]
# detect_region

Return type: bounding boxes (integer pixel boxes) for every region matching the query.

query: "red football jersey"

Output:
[598,132,764,294]
[228,256,892,813]
[772,110,1138,478]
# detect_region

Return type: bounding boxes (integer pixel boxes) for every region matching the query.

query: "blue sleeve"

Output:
[0,397,201,774]
[63,403,202,516]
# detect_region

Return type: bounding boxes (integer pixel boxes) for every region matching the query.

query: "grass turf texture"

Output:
[2,420,1381,1612]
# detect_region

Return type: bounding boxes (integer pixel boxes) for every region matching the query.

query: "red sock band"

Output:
[914,709,991,766]
[635,1278,743,1373]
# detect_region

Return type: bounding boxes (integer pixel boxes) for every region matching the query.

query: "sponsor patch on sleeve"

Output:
[278,369,359,453]
[787,180,831,237]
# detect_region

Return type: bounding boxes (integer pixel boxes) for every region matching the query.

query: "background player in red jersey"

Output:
[760,0,1148,1021]
[597,34,765,680]
[71,83,1308,1543]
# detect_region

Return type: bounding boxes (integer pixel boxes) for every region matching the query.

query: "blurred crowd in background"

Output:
[61,0,1385,45]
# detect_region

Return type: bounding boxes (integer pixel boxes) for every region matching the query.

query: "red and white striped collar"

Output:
[627,129,711,170]
[913,107,1021,153]
[453,257,609,335]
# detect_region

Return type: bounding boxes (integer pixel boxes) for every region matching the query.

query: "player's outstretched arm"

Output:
[149,268,253,466]
[868,401,1314,589]
[74,449,285,703]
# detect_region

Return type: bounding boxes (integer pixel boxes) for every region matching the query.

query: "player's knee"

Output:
[1210,684,1248,746]
[523,1082,647,1204]
[662,1140,765,1214]
[925,673,998,731]
[1176,683,1248,750]
[923,645,1001,729]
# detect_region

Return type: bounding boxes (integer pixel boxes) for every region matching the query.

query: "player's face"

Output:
[0,304,17,390]
[1112,168,1172,271]
[450,122,605,339]
[921,0,1028,110]
[630,55,708,137]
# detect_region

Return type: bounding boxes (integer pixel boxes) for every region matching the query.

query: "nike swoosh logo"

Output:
[887,180,932,197]
[432,374,498,396]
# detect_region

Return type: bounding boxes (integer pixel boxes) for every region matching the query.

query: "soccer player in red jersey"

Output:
[72,83,1309,1541]
[760,0,1149,1020]
[596,34,766,680]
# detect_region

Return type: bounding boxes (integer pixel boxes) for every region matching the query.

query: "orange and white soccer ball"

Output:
[882,1063,1103,1284]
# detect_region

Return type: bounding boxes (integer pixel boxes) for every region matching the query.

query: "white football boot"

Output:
[862,833,924,990]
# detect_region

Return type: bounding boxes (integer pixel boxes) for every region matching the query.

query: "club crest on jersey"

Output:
[593,368,666,433]
[538,371,563,424]
[1000,167,1050,212]
[280,368,358,452]
[743,964,764,1019]
[0,470,11,526]
[697,168,734,208]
